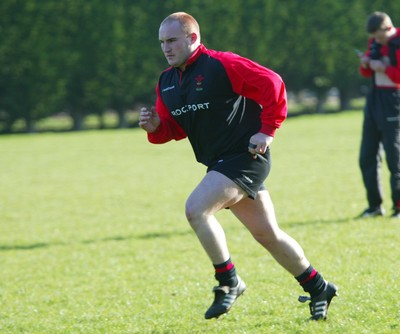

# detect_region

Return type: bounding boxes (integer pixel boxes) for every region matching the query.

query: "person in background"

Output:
[139,12,337,320]
[358,11,400,218]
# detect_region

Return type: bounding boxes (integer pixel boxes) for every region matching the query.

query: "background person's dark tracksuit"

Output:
[359,28,400,210]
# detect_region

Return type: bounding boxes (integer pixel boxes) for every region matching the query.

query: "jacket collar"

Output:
[183,44,206,69]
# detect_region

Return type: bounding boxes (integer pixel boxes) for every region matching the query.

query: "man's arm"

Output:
[140,83,187,144]
[359,39,374,77]
[385,47,400,83]
[220,54,287,138]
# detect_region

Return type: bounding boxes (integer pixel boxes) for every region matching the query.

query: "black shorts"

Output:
[207,148,271,199]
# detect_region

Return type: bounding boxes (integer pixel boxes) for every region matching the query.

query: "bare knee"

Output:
[185,199,204,229]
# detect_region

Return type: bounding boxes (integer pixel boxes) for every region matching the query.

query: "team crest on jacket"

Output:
[195,74,204,91]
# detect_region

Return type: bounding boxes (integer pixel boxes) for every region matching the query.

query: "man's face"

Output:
[370,27,391,45]
[159,21,192,69]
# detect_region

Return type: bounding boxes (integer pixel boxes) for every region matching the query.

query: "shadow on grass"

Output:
[0,242,56,251]
[0,229,193,252]
[135,230,192,240]
[280,216,355,228]
[2,218,361,252]
[3,218,362,252]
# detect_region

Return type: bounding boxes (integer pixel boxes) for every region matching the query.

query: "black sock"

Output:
[213,258,238,287]
[295,265,326,298]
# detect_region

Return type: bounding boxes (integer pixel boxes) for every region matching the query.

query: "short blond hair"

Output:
[161,12,200,39]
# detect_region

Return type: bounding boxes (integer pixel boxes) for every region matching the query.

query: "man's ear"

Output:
[189,32,198,44]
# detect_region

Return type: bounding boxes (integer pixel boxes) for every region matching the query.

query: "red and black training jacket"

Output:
[148,44,287,166]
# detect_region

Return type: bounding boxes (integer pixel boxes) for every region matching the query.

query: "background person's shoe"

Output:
[298,281,338,320]
[391,209,400,218]
[204,275,246,319]
[359,205,385,218]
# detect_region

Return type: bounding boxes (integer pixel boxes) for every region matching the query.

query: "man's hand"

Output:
[248,132,273,156]
[138,107,160,133]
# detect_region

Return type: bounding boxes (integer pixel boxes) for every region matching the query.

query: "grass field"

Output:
[1,111,399,333]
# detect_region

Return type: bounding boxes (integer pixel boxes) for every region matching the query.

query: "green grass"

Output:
[1,111,399,333]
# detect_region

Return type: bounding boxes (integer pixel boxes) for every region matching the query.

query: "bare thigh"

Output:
[229,190,280,239]
[185,171,247,220]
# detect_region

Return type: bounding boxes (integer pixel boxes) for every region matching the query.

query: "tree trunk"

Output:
[71,110,84,131]
[99,112,106,129]
[315,92,327,113]
[117,109,127,128]
[25,115,36,133]
[338,88,352,111]
[1,117,15,134]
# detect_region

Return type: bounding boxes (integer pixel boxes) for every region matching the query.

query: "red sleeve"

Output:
[359,39,373,78]
[359,64,373,77]
[385,47,400,84]
[147,83,187,144]
[218,53,287,137]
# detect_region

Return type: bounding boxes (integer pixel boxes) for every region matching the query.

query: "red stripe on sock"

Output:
[299,269,317,285]
[215,262,234,273]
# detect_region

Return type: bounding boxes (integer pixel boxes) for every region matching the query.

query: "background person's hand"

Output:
[360,54,370,68]
[369,60,386,72]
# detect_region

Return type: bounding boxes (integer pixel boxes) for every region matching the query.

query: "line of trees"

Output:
[1,0,399,133]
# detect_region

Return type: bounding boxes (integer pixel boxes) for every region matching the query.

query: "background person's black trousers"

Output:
[359,88,400,209]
